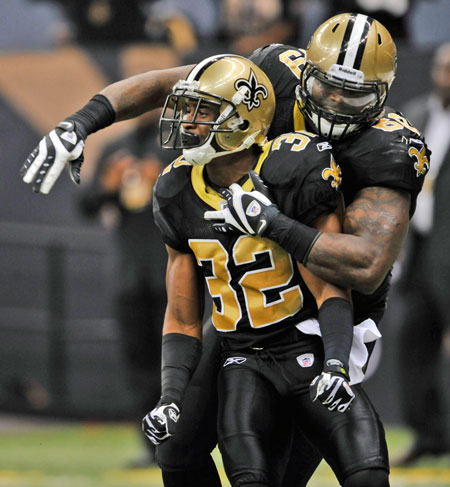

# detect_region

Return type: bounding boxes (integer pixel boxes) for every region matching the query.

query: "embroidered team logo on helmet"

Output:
[322,155,342,189]
[235,70,269,110]
[409,145,430,177]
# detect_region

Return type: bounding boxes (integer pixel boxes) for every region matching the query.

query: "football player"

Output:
[20,12,429,487]
[142,53,389,487]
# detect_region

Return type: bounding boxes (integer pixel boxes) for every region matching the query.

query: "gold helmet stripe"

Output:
[187,53,237,82]
[337,13,373,70]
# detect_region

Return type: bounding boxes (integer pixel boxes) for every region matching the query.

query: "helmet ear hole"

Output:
[239,120,250,131]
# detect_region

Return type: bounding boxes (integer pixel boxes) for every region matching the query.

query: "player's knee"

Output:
[343,468,389,487]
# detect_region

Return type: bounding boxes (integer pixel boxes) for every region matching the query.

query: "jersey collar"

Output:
[190,142,273,210]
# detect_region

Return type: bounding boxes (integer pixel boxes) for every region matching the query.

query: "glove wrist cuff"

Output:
[325,359,349,378]
[158,395,181,409]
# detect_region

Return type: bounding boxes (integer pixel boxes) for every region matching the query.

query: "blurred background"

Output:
[1,0,450,485]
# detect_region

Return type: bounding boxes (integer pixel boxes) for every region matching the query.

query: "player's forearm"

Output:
[306,186,410,293]
[100,65,193,122]
[306,232,385,294]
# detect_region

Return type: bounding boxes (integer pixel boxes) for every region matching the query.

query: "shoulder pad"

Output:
[250,44,306,99]
[262,131,334,187]
[334,108,429,216]
[154,156,192,208]
[260,132,339,224]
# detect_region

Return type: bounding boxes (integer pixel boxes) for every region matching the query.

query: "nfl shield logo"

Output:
[296,353,314,368]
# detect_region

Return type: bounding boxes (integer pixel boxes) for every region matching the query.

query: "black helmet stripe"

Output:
[337,13,373,70]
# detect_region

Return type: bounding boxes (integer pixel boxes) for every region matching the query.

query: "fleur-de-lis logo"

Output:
[409,145,430,177]
[235,70,268,110]
[322,155,342,189]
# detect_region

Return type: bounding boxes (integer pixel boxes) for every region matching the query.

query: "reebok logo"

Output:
[223,357,247,367]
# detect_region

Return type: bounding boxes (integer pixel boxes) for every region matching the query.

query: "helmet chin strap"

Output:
[183,131,261,166]
[309,112,359,140]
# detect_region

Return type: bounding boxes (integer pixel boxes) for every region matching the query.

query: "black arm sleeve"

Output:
[318,297,354,374]
[161,333,202,404]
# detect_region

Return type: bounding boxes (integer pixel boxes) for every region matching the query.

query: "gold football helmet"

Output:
[160,54,275,166]
[297,13,397,139]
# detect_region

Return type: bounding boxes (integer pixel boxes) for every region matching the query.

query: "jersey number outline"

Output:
[278,49,306,80]
[373,112,420,135]
[189,236,303,332]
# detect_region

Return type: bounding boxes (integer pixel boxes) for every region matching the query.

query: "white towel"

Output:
[296,318,382,385]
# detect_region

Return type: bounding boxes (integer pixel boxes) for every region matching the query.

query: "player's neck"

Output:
[205,149,257,188]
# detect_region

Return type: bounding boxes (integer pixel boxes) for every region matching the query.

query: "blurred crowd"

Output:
[1,0,450,55]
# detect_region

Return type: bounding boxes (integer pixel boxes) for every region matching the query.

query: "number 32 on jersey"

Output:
[189,236,303,332]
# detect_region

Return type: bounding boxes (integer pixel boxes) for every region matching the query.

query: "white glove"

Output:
[142,398,181,445]
[310,364,355,413]
[20,120,85,194]
[204,170,278,235]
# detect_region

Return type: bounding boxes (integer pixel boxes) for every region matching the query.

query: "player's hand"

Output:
[204,170,279,235]
[309,360,355,413]
[20,120,86,194]
[142,396,181,445]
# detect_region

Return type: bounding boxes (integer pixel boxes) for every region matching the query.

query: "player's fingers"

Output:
[204,209,226,221]
[20,146,39,178]
[69,155,84,185]
[218,187,232,201]
[229,183,244,195]
[37,154,67,194]
[22,138,48,184]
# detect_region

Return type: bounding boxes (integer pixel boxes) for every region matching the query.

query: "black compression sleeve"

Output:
[318,297,353,373]
[265,210,321,265]
[161,333,202,404]
[67,94,116,139]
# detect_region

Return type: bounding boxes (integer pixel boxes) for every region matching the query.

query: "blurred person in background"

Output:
[394,42,450,466]
[77,110,173,467]
[148,0,301,63]
[30,0,156,45]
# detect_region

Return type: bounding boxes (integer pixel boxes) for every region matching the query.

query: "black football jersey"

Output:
[250,43,431,323]
[154,132,340,350]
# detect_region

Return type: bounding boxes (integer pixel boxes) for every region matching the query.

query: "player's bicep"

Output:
[297,211,350,307]
[344,186,410,271]
[164,245,203,339]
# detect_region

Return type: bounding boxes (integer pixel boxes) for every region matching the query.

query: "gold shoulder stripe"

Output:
[191,165,224,210]
[251,141,273,189]
[293,102,306,132]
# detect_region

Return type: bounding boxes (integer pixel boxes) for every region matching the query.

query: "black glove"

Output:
[204,170,279,235]
[142,396,181,445]
[20,119,86,194]
[309,359,355,413]
[20,119,85,194]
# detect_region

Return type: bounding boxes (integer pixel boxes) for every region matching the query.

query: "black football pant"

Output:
[218,334,390,487]
[156,324,324,487]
